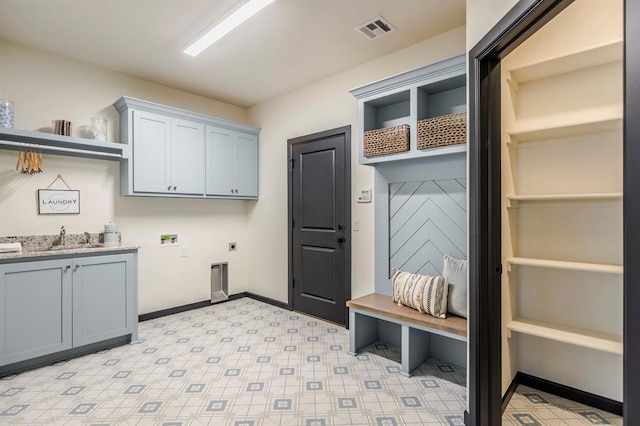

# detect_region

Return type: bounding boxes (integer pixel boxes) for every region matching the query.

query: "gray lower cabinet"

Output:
[0,253,137,368]
[72,254,136,347]
[0,259,72,366]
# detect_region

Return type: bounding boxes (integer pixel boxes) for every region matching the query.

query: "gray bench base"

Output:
[348,308,467,376]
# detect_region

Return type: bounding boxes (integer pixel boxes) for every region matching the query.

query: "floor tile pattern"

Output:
[0,298,467,425]
[503,385,622,425]
[0,298,621,425]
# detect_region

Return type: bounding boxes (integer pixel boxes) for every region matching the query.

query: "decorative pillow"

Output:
[392,269,449,319]
[443,254,467,318]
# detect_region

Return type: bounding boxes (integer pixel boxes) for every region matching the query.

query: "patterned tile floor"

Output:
[503,385,622,425]
[0,297,623,425]
[0,298,468,425]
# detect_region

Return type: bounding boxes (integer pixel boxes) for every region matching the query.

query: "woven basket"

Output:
[363,124,410,157]
[417,112,467,150]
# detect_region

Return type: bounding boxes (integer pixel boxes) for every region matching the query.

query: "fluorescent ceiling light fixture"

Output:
[184,0,276,56]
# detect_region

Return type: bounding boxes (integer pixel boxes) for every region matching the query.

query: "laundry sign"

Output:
[38,189,80,215]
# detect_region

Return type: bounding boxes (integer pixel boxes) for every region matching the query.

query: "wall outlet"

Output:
[352,219,360,231]
[180,246,188,257]
[229,242,237,251]
[160,233,178,245]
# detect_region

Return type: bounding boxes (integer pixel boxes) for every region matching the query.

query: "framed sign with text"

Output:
[38,189,80,215]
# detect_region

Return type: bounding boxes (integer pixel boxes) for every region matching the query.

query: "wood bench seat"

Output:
[346,293,467,376]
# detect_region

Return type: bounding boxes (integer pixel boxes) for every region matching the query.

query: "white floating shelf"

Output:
[508,257,623,274]
[506,115,622,144]
[507,192,623,206]
[0,127,128,161]
[507,39,623,86]
[508,318,623,355]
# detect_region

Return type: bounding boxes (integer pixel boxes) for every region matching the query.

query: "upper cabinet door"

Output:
[172,119,205,195]
[132,110,171,193]
[205,126,236,196]
[236,133,258,197]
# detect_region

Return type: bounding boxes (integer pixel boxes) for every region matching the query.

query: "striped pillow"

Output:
[392,269,449,318]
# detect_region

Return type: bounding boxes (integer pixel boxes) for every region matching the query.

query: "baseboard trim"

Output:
[0,335,131,378]
[138,300,212,322]
[504,372,622,416]
[139,293,290,322]
[231,292,289,310]
[501,372,522,412]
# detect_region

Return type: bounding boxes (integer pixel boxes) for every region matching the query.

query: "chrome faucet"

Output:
[59,226,66,246]
[84,232,91,244]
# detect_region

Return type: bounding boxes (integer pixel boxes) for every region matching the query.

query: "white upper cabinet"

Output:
[205,126,235,196]
[205,126,258,198]
[114,97,260,199]
[132,110,172,193]
[236,133,258,197]
[171,118,205,195]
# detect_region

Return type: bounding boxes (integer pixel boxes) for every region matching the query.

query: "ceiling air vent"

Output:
[356,16,396,40]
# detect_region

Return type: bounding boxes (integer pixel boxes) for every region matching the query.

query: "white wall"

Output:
[466,0,518,50]
[245,26,466,303]
[0,24,469,313]
[0,40,252,314]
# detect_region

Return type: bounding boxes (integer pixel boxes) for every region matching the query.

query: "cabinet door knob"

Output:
[65,265,71,270]
[167,185,171,190]
[173,186,177,191]
[75,264,81,269]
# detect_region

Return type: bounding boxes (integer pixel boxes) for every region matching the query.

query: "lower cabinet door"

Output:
[0,259,73,366]
[72,254,135,347]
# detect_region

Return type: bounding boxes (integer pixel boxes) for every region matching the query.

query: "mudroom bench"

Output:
[346,293,467,376]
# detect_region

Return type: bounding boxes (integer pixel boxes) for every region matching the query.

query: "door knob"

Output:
[335,237,346,243]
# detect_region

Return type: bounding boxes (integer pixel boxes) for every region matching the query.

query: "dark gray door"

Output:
[289,126,350,325]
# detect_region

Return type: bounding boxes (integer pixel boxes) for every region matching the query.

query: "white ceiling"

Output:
[0,0,465,108]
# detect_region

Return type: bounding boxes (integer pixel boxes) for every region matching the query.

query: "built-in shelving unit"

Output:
[506,39,623,87]
[507,257,623,274]
[506,116,622,145]
[500,0,624,402]
[506,192,622,207]
[350,54,466,165]
[508,318,623,355]
[0,127,128,161]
